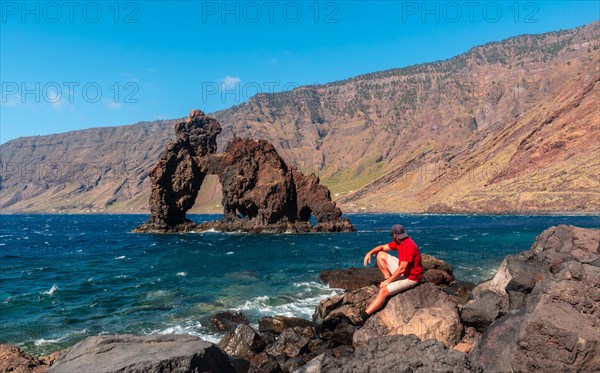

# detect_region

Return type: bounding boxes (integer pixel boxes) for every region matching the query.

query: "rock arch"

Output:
[134,110,354,233]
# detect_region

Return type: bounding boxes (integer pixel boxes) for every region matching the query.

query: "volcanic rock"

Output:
[319,267,381,292]
[135,111,354,233]
[0,344,62,373]
[460,291,508,332]
[291,169,355,232]
[470,225,600,372]
[295,334,482,373]
[465,225,599,330]
[134,110,221,232]
[352,283,463,348]
[264,328,311,359]
[247,352,282,373]
[259,316,313,335]
[47,334,235,373]
[210,311,250,332]
[423,268,454,285]
[313,285,378,346]
[219,324,266,360]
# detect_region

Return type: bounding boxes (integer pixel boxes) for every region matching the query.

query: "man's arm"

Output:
[363,244,391,266]
[380,261,408,288]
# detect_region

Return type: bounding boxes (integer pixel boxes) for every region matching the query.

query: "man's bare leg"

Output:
[365,286,389,315]
[376,251,392,279]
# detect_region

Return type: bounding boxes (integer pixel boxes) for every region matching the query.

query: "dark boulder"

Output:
[0,344,63,373]
[473,225,600,298]
[470,226,600,372]
[453,326,482,354]
[259,316,313,335]
[421,253,454,274]
[219,324,266,360]
[296,334,482,373]
[353,283,463,348]
[248,352,282,373]
[313,285,378,346]
[460,291,508,332]
[423,268,454,285]
[281,356,304,373]
[229,357,251,373]
[47,334,235,373]
[472,262,600,372]
[319,267,381,292]
[265,328,311,359]
[210,311,250,332]
[443,280,477,305]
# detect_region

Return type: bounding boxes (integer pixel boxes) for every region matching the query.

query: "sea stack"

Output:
[134,110,354,233]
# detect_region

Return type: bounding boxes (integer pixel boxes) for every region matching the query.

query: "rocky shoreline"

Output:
[2,224,598,373]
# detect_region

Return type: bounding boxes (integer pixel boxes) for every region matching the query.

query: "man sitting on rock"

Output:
[361,224,423,320]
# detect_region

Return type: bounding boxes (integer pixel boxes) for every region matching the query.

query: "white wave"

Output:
[115,256,126,260]
[232,282,342,319]
[148,321,222,344]
[225,251,234,255]
[34,328,88,346]
[34,337,61,346]
[292,281,331,291]
[176,272,187,277]
[43,284,58,295]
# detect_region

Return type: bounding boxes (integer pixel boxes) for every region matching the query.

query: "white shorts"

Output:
[384,252,419,295]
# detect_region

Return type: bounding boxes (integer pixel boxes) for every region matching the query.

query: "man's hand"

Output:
[363,251,372,267]
[379,279,390,289]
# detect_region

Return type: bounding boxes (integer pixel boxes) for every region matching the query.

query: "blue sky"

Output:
[1,1,598,144]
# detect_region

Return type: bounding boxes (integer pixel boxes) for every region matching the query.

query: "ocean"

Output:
[1,213,598,355]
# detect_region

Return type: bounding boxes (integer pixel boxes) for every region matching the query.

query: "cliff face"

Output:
[1,22,599,214]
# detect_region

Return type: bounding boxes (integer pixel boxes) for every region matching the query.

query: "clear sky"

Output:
[1,1,598,144]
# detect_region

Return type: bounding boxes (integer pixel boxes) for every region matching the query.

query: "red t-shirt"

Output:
[388,237,423,282]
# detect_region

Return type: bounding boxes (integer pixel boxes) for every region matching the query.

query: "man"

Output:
[360,224,423,320]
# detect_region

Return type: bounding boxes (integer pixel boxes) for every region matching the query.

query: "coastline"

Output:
[1,210,599,216]
[3,224,600,372]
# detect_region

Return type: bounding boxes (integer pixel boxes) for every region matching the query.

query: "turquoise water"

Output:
[1,213,598,354]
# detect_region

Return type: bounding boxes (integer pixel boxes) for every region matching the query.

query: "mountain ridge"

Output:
[1,21,598,214]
